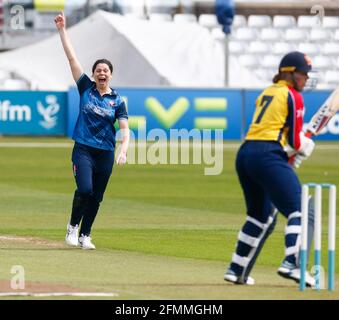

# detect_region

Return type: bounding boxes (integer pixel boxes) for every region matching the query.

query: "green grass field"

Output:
[0,137,338,300]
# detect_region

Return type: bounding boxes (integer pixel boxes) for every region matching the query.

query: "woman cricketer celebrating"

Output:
[55,12,130,249]
[224,52,316,286]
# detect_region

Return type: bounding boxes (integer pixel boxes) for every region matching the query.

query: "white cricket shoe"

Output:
[224,269,255,285]
[277,260,315,287]
[65,223,79,247]
[78,234,96,250]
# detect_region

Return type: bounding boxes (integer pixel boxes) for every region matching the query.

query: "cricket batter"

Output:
[55,12,130,249]
[224,51,316,286]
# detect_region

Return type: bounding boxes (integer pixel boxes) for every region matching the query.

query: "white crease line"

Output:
[0,292,118,297]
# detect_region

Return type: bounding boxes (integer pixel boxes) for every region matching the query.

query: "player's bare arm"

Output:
[116,119,130,165]
[55,11,83,82]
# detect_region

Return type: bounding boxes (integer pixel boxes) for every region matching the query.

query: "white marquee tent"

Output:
[0,10,258,90]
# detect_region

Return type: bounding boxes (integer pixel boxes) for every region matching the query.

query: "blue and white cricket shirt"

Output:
[72,73,128,151]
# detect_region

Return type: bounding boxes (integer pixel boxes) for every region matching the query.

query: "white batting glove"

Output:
[116,151,127,165]
[284,144,296,157]
[298,132,315,158]
[293,154,306,169]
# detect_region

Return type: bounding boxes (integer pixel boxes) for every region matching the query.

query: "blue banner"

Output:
[68,87,243,140]
[0,91,67,135]
[2,88,338,140]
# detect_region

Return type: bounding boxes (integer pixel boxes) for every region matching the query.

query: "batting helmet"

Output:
[279,51,312,73]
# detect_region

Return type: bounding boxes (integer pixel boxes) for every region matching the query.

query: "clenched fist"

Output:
[54,11,66,30]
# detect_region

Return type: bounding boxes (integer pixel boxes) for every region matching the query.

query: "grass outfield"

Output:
[0,136,338,300]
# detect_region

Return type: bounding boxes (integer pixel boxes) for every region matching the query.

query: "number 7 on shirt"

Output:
[255,95,273,124]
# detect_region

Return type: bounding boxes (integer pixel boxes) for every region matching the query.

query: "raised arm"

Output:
[55,12,83,82]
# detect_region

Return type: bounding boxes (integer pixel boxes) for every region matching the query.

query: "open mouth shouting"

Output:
[98,76,107,85]
[93,62,113,90]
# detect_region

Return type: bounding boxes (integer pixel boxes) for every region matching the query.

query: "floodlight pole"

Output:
[143,0,148,18]
[224,33,229,87]
[85,0,91,17]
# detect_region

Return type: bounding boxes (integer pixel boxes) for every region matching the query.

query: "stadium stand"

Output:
[232,15,247,28]
[248,41,270,55]
[333,30,339,41]
[260,54,280,69]
[228,40,246,54]
[113,4,339,88]
[309,28,332,42]
[325,70,339,86]
[1,1,339,88]
[198,13,219,30]
[247,15,272,28]
[238,54,258,68]
[323,16,339,29]
[173,13,197,23]
[297,15,322,29]
[312,55,333,70]
[211,27,226,40]
[260,28,283,42]
[233,27,259,41]
[149,13,172,22]
[272,15,297,29]
[272,42,295,55]
[284,28,309,43]
[322,42,339,56]
[298,42,319,56]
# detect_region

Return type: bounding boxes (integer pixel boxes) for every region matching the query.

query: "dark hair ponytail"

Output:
[92,59,113,74]
[273,72,292,83]
[273,73,282,83]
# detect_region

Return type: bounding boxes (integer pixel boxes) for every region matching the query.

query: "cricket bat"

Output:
[289,87,339,165]
[305,87,339,137]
